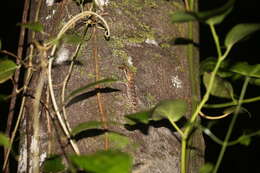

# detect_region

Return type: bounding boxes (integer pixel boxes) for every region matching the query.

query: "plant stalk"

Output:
[213,77,250,173]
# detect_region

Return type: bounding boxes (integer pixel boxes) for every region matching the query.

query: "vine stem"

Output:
[47,9,110,154]
[204,96,260,108]
[48,10,110,56]
[195,123,260,147]
[210,24,222,57]
[181,24,231,173]
[169,118,184,137]
[3,0,41,171]
[48,57,80,154]
[213,76,250,173]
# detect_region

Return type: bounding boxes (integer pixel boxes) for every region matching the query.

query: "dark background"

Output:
[0,0,259,172]
[200,0,260,172]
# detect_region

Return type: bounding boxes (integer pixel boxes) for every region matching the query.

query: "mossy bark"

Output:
[19,0,204,172]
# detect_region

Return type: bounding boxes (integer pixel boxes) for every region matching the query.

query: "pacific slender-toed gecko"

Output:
[119,64,138,111]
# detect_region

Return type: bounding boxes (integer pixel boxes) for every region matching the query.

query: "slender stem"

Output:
[168,118,184,137]
[204,96,260,108]
[3,0,39,171]
[197,124,260,146]
[213,77,250,173]
[48,58,80,154]
[181,24,231,173]
[181,138,187,173]
[210,24,222,58]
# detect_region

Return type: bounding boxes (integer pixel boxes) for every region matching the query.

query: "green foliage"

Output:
[0,57,19,84]
[70,150,132,173]
[170,0,260,172]
[71,121,104,136]
[223,106,249,116]
[0,133,10,148]
[42,155,65,173]
[125,111,151,125]
[71,121,121,136]
[200,57,233,78]
[230,62,260,78]
[238,135,251,146]
[225,24,260,48]
[125,99,187,125]
[171,0,234,25]
[203,72,234,99]
[199,163,214,173]
[249,78,260,86]
[152,99,187,122]
[0,94,8,102]
[203,0,234,25]
[65,78,117,102]
[106,132,131,149]
[62,33,85,44]
[170,11,197,23]
[17,22,44,32]
[1,1,259,173]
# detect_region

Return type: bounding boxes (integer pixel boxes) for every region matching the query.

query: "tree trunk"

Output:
[18,0,204,172]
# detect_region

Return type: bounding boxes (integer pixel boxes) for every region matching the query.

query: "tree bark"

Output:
[18,0,204,172]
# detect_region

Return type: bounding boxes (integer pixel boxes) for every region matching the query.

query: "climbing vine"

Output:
[0,0,260,173]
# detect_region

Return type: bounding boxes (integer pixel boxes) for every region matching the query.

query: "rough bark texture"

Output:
[18,0,204,172]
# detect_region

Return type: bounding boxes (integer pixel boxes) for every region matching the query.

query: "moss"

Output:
[160,43,171,48]
[110,37,125,49]
[121,0,145,11]
[127,37,145,44]
[145,93,157,108]
[87,73,96,79]
[112,49,129,60]
[128,65,137,73]
[152,53,163,59]
[145,0,158,8]
[171,1,185,10]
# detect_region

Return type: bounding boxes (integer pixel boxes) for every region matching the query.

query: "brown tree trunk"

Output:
[18,0,204,172]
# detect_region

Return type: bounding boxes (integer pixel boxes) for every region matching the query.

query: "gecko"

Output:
[119,64,138,112]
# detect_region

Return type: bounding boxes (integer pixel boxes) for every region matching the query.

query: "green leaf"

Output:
[225,24,260,48]
[200,57,231,77]
[223,106,250,117]
[230,62,260,78]
[238,135,251,146]
[42,155,65,173]
[17,22,44,32]
[0,94,8,102]
[200,57,233,78]
[199,163,214,173]
[249,78,260,86]
[203,0,234,25]
[0,133,10,148]
[62,33,85,44]
[203,72,234,99]
[152,99,187,122]
[71,121,104,136]
[70,150,132,173]
[200,57,218,74]
[66,78,117,102]
[106,132,130,149]
[125,111,151,125]
[0,40,2,50]
[0,57,18,84]
[171,11,198,23]
[171,0,234,24]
